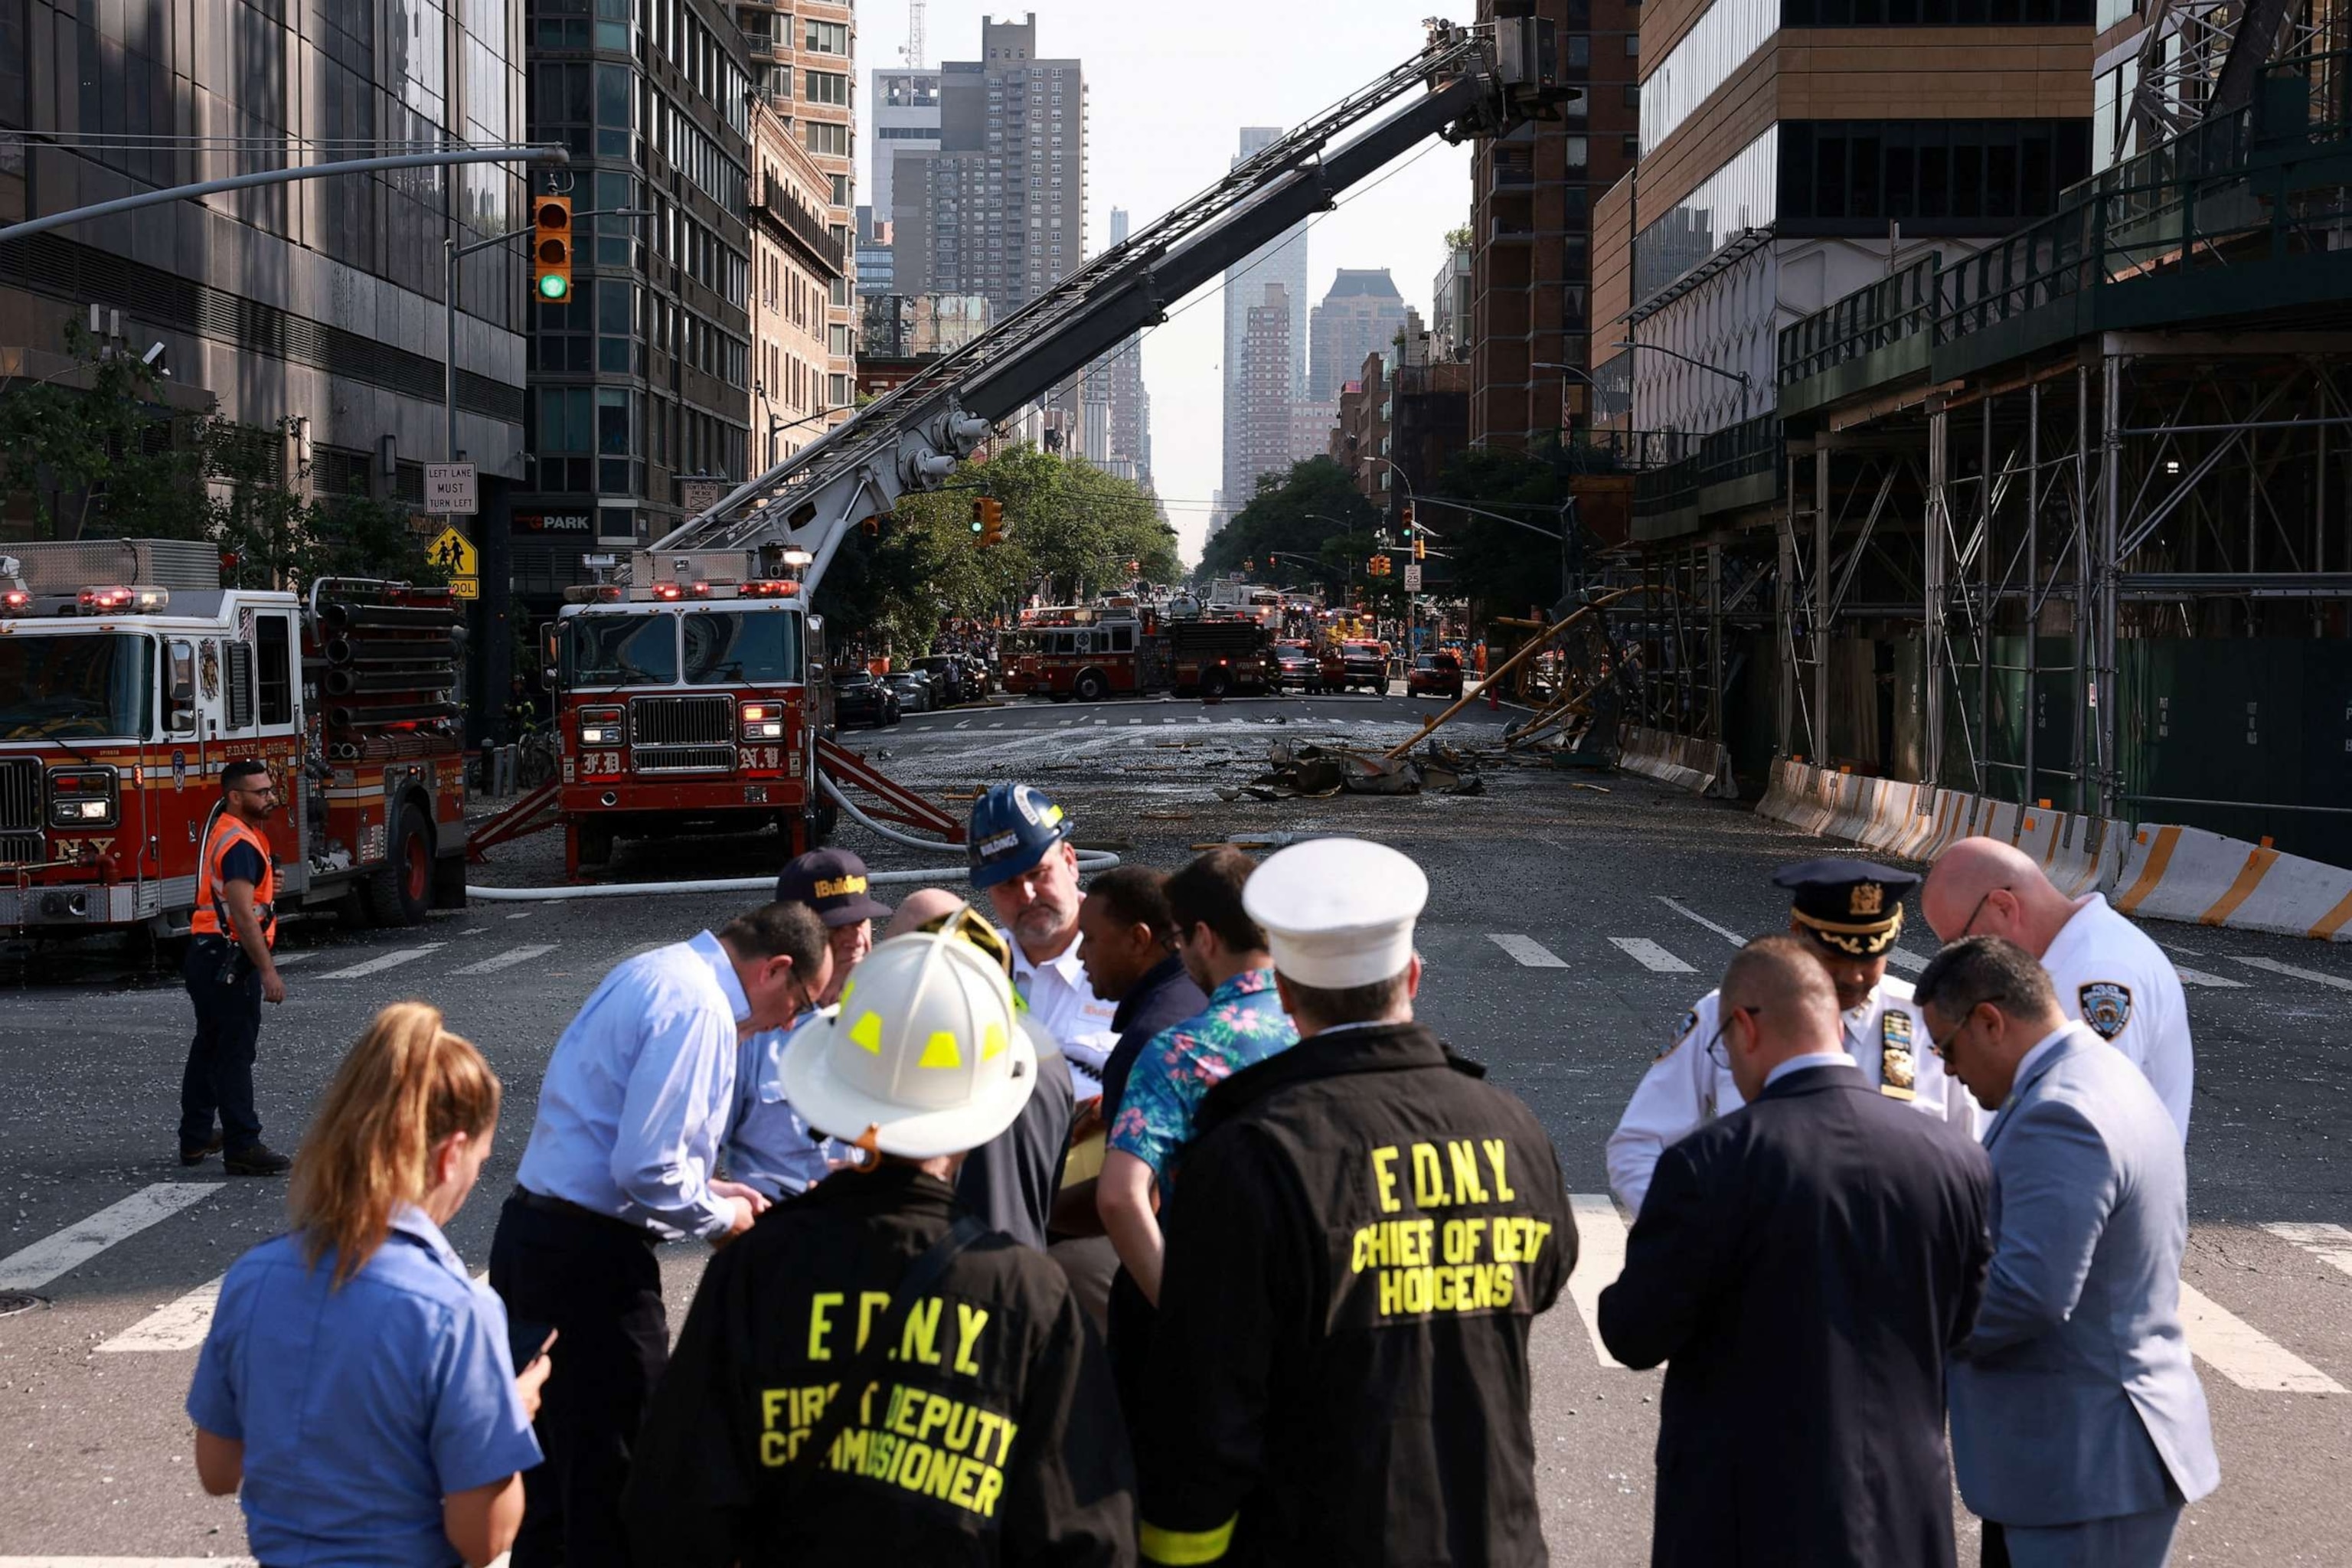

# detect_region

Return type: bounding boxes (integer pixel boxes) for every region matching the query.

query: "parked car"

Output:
[1325,639,1390,693]
[1274,641,1325,694]
[1406,651,1464,701]
[912,655,969,706]
[884,670,936,714]
[834,671,902,729]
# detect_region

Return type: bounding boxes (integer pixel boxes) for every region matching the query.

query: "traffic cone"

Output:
[1485,681,1500,710]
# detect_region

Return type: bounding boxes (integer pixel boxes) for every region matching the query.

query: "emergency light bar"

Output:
[74,585,168,613]
[1,590,28,614]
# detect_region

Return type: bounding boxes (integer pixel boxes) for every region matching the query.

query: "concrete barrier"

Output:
[1616,725,1738,799]
[2113,825,2352,942]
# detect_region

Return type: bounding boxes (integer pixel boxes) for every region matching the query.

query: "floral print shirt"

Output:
[1107,966,1298,1181]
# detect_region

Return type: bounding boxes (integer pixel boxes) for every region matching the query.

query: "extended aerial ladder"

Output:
[631,17,1570,593]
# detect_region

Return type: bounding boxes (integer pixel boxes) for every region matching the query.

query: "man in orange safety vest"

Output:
[181,759,292,1175]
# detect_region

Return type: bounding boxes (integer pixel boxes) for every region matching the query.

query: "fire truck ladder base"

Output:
[818,739,966,844]
[466,779,564,864]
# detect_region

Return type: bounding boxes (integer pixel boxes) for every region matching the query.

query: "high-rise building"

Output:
[750,100,851,472]
[1468,0,1641,447]
[519,0,756,592]
[1220,127,1310,518]
[1101,207,1153,486]
[867,66,942,295]
[1308,270,1409,403]
[0,0,527,513]
[1430,240,1473,362]
[889,13,1088,322]
[1230,283,1298,506]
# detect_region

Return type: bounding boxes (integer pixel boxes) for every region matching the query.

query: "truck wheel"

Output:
[1203,669,1231,701]
[1073,669,1108,702]
[362,805,433,926]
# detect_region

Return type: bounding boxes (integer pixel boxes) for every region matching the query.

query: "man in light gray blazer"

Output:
[1918,936,2219,1568]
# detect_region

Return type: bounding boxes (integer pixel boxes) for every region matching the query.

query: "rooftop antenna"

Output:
[901,0,926,68]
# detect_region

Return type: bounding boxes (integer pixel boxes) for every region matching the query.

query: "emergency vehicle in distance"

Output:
[999,599,1279,701]
[544,546,835,874]
[0,538,469,941]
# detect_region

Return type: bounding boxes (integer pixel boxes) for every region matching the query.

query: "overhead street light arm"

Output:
[1610,338,1752,390]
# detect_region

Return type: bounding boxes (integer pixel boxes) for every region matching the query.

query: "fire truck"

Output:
[471,18,1563,871]
[1000,603,1279,701]
[0,538,469,940]
[540,547,838,873]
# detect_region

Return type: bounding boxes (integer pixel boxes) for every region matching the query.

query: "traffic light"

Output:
[1400,505,1415,541]
[971,496,1005,547]
[533,195,574,302]
[1413,535,1426,562]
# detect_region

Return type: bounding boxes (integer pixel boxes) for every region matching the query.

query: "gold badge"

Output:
[1849,883,1886,917]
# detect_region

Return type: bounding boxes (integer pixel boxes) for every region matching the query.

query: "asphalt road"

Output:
[2,688,2348,1564]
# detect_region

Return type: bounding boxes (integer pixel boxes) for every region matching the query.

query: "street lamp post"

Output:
[1357,457,1421,668]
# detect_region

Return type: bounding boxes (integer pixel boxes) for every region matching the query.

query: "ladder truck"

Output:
[481,18,1569,876]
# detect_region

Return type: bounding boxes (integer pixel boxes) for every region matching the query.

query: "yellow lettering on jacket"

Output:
[1348,1136,1545,1321]
[954,1302,990,1376]
[756,1374,1021,1519]
[808,1293,842,1361]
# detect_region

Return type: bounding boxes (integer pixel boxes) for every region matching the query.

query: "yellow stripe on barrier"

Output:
[2113,825,2180,915]
[2199,847,2278,927]
[2306,884,2352,942]
[1140,1514,1239,1565]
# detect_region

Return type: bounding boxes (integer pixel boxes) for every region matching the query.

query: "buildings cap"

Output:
[776,848,892,927]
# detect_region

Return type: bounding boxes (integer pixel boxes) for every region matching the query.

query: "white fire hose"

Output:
[465,773,1120,903]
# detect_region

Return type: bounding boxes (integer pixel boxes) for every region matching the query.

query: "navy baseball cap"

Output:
[777,848,892,927]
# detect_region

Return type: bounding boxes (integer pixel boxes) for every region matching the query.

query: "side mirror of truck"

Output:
[165,639,197,734]
[540,624,557,688]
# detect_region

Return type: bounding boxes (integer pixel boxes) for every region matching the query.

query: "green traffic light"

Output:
[537,274,570,301]
[969,518,985,534]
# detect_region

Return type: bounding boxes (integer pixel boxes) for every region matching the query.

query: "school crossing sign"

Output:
[429,527,480,600]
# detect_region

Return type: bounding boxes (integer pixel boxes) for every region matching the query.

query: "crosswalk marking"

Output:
[1609,937,1695,974]
[271,951,315,965]
[1655,896,1744,947]
[98,1276,224,1353]
[2171,963,2247,989]
[955,720,972,730]
[453,943,558,976]
[1566,1194,1633,1369]
[2262,1221,2352,1279]
[2177,1280,2346,1392]
[1888,947,1930,975]
[505,910,537,920]
[1488,933,1569,969]
[2229,954,2352,992]
[988,722,1004,729]
[315,944,444,979]
[0,1184,220,1292]
[1127,717,1142,724]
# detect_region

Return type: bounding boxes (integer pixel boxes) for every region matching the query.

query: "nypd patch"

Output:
[2079,981,2134,1040]
[1657,1008,1700,1061]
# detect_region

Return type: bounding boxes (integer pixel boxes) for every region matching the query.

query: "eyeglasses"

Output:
[1705,1004,1759,1067]
[1955,887,2007,939]
[1928,999,1987,1060]
[236,784,278,798]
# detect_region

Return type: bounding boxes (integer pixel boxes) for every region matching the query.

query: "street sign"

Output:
[681,479,726,513]
[448,575,480,600]
[426,527,479,579]
[1404,564,1424,592]
[424,462,478,515]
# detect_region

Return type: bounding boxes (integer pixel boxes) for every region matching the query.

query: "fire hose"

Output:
[466,773,1120,903]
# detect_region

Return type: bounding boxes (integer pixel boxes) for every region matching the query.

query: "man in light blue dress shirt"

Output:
[488,902,831,1568]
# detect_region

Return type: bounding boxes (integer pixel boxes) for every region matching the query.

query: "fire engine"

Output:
[1000,603,1279,701]
[472,18,1562,871]
[0,538,469,940]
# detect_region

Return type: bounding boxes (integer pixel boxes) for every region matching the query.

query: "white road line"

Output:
[1195,715,1210,724]
[315,944,445,980]
[1487,933,1569,969]
[1057,718,1075,727]
[505,910,537,920]
[2161,941,2206,956]
[1609,937,1695,974]
[2229,955,2352,992]
[1565,1194,1634,1369]
[1126,717,1142,725]
[1887,947,1930,975]
[0,1184,221,1292]
[2176,1279,2345,1392]
[98,1276,224,1352]
[1655,896,1745,947]
[2261,1221,2352,1280]
[271,952,315,965]
[988,722,1004,730]
[955,720,972,730]
[2172,965,2247,989]
[453,943,559,976]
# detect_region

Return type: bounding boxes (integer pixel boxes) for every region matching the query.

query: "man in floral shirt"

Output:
[1098,847,1298,1417]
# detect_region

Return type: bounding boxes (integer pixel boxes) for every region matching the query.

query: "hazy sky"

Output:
[855,2,1473,564]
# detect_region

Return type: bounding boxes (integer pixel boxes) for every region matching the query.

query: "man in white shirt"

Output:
[969,782,1119,1095]
[1922,835,2193,1142]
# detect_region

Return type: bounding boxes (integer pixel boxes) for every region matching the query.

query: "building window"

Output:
[804,70,848,106]
[1566,34,1589,66]
[1778,118,2091,228]
[1566,136,1589,169]
[806,120,849,156]
[1624,134,1642,159]
[803,18,848,52]
[1624,83,1641,108]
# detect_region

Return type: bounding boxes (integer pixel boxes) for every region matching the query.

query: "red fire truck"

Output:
[999,603,1278,700]
[0,539,469,941]
[541,547,837,874]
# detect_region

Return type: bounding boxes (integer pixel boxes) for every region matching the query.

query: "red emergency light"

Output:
[650,582,684,601]
[1,589,28,615]
[742,580,799,597]
[79,585,134,612]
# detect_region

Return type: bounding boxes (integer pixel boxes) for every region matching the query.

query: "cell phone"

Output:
[508,1316,556,1373]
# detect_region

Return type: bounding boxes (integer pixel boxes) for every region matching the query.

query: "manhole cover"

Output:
[0,1291,47,1316]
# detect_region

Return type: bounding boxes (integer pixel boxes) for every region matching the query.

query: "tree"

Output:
[1443,224,1474,253]
[1194,456,1381,589]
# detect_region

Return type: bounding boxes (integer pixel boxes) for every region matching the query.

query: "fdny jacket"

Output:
[625,1163,1135,1566]
[1135,1021,1576,1566]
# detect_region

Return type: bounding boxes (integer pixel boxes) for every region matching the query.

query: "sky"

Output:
[854,2,1475,564]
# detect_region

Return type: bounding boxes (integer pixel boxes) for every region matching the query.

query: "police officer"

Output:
[1922,834,2193,1141]
[180,759,291,1176]
[1135,838,1576,1567]
[1606,860,1969,1217]
[624,924,1135,1564]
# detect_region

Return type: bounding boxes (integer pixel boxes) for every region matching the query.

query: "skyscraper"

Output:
[890,14,1088,322]
[1231,283,1298,507]
[1308,270,1410,402]
[1101,207,1153,486]
[867,64,943,296]
[1220,128,1308,510]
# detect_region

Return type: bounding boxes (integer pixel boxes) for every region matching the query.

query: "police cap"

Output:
[1772,858,1919,958]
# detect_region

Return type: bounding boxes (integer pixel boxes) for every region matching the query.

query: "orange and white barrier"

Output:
[2113,825,2352,942]
[1616,725,1737,799]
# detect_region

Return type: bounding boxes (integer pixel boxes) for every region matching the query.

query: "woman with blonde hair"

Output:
[188,1002,550,1568]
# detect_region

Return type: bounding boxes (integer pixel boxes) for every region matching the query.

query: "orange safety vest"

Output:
[190,814,277,948]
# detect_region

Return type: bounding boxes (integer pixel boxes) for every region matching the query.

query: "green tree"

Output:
[1195,456,1384,600]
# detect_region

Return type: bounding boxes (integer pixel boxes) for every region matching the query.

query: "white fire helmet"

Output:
[779,925,1038,1159]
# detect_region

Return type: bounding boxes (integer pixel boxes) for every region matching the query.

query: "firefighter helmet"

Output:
[966,782,1073,892]
[779,926,1038,1158]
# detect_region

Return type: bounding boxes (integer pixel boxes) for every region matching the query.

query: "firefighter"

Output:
[624,924,1136,1564]
[1606,858,1974,1217]
[1135,838,1577,1567]
[180,760,291,1176]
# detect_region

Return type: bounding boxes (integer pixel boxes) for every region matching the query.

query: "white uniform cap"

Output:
[1243,837,1429,989]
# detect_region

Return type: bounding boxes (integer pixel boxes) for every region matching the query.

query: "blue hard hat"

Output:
[968,782,1073,891]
